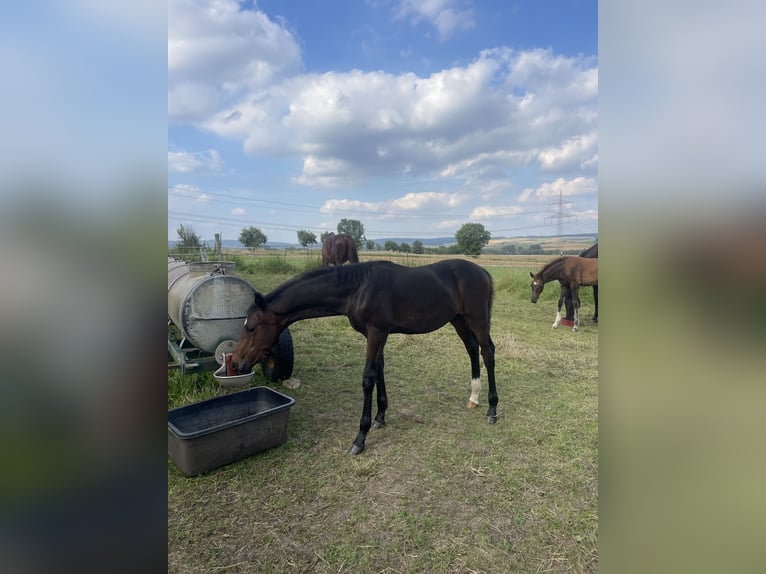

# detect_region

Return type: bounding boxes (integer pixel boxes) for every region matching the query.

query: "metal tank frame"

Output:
[167,258,294,380]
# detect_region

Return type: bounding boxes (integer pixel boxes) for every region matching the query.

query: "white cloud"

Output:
[581,154,598,171]
[320,191,466,217]
[518,177,597,202]
[439,149,533,179]
[537,131,598,172]
[391,191,464,210]
[320,198,383,214]
[434,219,462,230]
[395,0,476,40]
[290,155,357,188]
[169,5,597,193]
[169,183,212,205]
[468,178,515,199]
[231,207,245,216]
[168,184,213,220]
[168,0,302,123]
[469,205,523,219]
[168,83,222,125]
[506,49,597,97]
[168,149,223,173]
[200,47,596,188]
[170,183,202,195]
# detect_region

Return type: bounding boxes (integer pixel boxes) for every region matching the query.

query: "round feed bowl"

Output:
[213,363,255,388]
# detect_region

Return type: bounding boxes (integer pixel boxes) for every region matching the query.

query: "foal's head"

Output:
[529,271,545,303]
[231,292,281,374]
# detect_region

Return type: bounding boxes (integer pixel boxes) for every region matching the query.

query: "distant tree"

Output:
[320,231,331,244]
[239,226,267,250]
[455,223,491,256]
[527,243,544,255]
[412,240,424,254]
[439,244,461,255]
[175,224,201,253]
[384,240,399,252]
[365,239,376,251]
[501,244,518,255]
[336,219,365,249]
[297,230,317,249]
[399,242,411,253]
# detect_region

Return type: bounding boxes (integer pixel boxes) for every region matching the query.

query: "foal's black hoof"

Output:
[486,415,498,425]
[349,444,365,456]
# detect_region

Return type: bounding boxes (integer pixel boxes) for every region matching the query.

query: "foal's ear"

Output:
[253,292,267,310]
[529,272,534,278]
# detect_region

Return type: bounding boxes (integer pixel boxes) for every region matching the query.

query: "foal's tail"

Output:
[483,266,495,329]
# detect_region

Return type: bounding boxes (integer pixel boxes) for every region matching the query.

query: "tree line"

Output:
[173,219,493,257]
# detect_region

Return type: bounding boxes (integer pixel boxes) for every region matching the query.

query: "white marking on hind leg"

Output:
[467,377,481,408]
[573,308,579,332]
[552,310,561,329]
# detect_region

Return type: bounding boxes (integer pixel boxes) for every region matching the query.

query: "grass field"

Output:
[168,254,598,573]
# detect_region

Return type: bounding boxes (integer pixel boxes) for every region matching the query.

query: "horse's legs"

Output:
[350,358,376,455]
[475,329,498,424]
[592,286,598,323]
[553,283,568,328]
[451,317,482,408]
[571,284,581,332]
[564,284,576,322]
[350,332,387,455]
[458,310,498,424]
[373,353,387,429]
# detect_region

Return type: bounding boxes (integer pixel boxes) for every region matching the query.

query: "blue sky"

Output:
[169,0,598,244]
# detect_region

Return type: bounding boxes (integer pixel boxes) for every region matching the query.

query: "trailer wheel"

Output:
[261,328,294,382]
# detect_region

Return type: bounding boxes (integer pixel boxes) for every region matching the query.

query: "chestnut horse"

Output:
[321,233,359,267]
[530,256,598,332]
[561,243,598,325]
[231,260,499,455]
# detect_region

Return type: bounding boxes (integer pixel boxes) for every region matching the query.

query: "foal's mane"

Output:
[537,256,568,278]
[579,243,598,258]
[265,261,377,303]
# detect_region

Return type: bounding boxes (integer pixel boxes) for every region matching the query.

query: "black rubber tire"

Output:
[261,328,294,382]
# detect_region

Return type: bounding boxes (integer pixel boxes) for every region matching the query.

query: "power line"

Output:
[169,209,593,240]
[168,187,322,214]
[169,187,594,239]
[168,186,555,221]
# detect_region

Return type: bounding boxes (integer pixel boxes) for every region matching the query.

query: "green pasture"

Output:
[168,255,598,573]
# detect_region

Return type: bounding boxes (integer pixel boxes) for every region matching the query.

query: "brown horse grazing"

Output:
[321,233,359,267]
[530,256,598,332]
[231,259,499,455]
[562,243,598,325]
